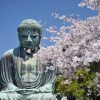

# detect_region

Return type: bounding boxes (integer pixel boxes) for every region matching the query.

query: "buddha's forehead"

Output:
[17,19,42,35]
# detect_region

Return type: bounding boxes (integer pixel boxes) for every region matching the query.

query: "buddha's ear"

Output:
[17,31,21,42]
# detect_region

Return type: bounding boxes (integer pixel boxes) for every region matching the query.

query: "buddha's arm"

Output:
[39,83,53,93]
[36,63,56,93]
[0,59,3,90]
[0,55,16,91]
[0,53,14,87]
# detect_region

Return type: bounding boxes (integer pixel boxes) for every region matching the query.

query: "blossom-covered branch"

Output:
[79,0,99,10]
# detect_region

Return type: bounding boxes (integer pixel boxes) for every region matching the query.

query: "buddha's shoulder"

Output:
[2,49,14,58]
[2,47,20,58]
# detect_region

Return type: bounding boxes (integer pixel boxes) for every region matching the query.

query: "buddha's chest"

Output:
[23,57,37,70]
[14,56,40,83]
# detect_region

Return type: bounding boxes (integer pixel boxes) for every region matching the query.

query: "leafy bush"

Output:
[54,68,96,99]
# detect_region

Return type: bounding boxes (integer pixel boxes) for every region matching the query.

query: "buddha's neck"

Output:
[19,47,38,60]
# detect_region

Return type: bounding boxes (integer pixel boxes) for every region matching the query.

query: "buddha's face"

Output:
[18,28,41,49]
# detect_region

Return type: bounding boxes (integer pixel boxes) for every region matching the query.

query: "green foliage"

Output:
[53,76,65,94]
[54,69,96,99]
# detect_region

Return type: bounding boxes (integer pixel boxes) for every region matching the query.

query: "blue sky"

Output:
[0,0,97,56]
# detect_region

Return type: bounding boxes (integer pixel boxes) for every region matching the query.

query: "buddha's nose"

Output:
[27,35,32,42]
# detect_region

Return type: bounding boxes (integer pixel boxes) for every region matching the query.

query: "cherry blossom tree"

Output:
[38,0,100,98]
[41,14,100,77]
[39,0,100,89]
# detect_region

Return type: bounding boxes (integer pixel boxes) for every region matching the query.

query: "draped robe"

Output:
[0,47,57,100]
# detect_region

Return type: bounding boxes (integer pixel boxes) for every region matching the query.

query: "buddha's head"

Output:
[17,19,42,51]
